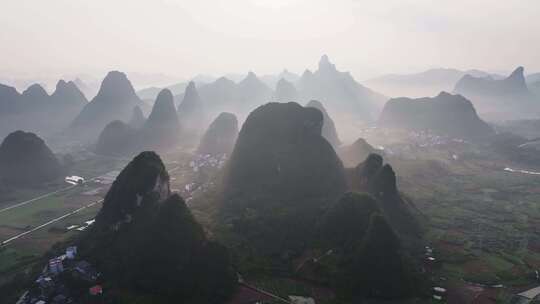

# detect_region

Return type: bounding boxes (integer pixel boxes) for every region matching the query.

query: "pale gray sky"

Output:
[1,0,539,81]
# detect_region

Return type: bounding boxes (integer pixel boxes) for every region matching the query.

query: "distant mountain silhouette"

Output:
[338,138,382,167]
[19,80,86,114]
[137,82,189,101]
[531,80,540,97]
[260,69,300,88]
[197,112,238,156]
[140,89,180,150]
[454,67,539,120]
[190,73,273,121]
[0,80,87,138]
[0,131,63,185]
[72,77,98,100]
[177,81,207,132]
[0,84,21,116]
[236,72,273,111]
[70,71,143,140]
[306,100,341,147]
[78,152,236,302]
[20,84,50,111]
[95,90,179,155]
[197,77,238,116]
[128,105,145,128]
[527,72,540,84]
[379,92,494,140]
[50,80,88,108]
[366,68,504,98]
[297,55,385,121]
[272,78,298,102]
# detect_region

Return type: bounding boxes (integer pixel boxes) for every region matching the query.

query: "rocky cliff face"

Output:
[0,131,63,185]
[379,92,494,140]
[79,151,236,301]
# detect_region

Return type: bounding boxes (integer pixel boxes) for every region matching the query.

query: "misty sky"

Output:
[2,0,539,81]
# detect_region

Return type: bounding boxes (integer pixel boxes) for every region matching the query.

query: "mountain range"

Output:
[296,55,385,121]
[365,68,504,98]
[95,89,181,155]
[70,71,144,141]
[0,81,87,139]
[453,67,539,121]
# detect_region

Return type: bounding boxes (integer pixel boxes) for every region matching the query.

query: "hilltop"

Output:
[378,92,494,140]
[297,55,385,121]
[139,89,180,150]
[338,137,382,167]
[197,112,239,156]
[70,71,143,140]
[0,131,63,185]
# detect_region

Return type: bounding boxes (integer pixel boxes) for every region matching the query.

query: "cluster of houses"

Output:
[422,246,448,302]
[189,153,228,172]
[16,246,102,304]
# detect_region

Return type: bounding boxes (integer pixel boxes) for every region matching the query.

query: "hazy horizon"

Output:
[2,0,540,86]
